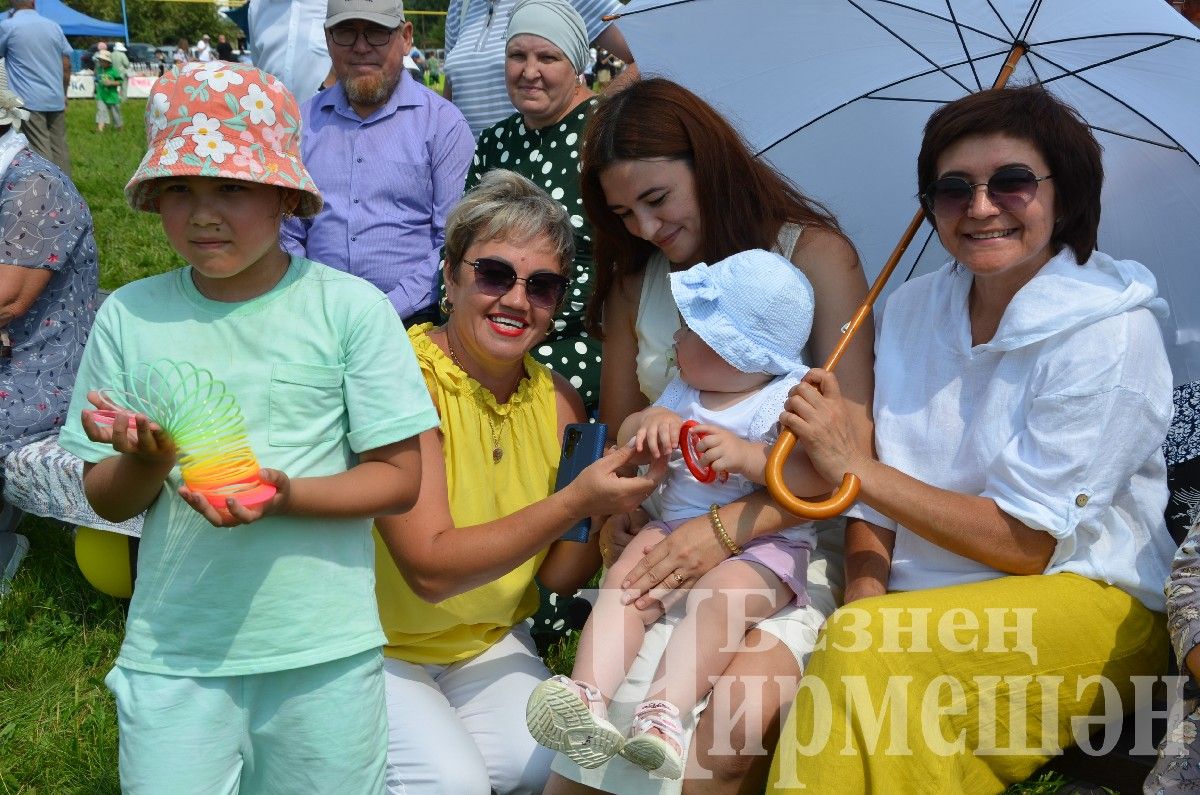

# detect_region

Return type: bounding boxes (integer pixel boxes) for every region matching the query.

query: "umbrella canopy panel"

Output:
[618,0,1200,386]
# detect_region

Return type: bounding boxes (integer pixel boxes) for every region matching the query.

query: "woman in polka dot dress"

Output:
[542,77,876,794]
[458,0,604,411]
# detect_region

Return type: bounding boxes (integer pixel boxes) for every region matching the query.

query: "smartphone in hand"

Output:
[553,422,607,542]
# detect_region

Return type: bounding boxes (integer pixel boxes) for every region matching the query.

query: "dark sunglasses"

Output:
[329,25,396,47]
[466,257,569,310]
[921,167,1052,219]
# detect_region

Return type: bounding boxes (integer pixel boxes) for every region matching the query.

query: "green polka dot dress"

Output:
[449,99,602,411]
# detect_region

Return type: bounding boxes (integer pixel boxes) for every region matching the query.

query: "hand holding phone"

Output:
[553,423,607,542]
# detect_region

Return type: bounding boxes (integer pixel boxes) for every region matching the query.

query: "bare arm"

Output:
[593,24,634,65]
[62,55,70,94]
[843,518,893,603]
[376,423,662,603]
[593,25,639,94]
[79,400,178,522]
[285,438,422,517]
[442,75,452,101]
[597,274,650,445]
[0,264,52,327]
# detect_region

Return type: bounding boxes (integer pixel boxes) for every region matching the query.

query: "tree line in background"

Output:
[63,0,451,51]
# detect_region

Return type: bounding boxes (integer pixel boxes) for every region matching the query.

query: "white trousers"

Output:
[382,624,555,795]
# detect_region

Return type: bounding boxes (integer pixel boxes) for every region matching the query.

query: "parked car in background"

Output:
[80,43,102,70]
[127,43,156,66]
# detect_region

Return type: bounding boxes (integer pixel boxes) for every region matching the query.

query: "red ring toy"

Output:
[679,420,727,484]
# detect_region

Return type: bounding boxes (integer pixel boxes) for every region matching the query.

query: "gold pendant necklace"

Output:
[445,329,504,463]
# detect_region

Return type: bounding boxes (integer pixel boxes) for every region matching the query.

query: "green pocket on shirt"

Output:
[268,363,346,446]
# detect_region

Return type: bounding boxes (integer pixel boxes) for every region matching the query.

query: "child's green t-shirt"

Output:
[95,66,122,106]
[59,257,439,676]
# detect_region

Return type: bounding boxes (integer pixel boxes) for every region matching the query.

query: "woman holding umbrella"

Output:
[543,77,875,794]
[768,84,1176,792]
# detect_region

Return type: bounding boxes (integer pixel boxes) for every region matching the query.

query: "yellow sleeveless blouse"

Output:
[374,324,561,664]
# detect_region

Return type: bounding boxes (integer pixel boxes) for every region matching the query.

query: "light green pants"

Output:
[106,647,387,794]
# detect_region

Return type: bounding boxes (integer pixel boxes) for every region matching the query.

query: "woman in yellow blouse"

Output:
[374,169,662,795]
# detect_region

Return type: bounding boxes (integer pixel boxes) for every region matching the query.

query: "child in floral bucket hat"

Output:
[58,61,438,793]
[527,249,819,780]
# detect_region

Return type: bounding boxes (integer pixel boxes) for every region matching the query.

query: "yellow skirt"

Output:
[768,573,1166,794]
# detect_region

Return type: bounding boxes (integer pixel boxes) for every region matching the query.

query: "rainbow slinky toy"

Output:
[99,359,276,509]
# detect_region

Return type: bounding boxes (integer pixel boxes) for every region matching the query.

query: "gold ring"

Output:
[672,572,684,586]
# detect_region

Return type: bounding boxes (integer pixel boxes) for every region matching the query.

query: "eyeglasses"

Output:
[466,257,569,309]
[921,167,1052,219]
[329,25,396,48]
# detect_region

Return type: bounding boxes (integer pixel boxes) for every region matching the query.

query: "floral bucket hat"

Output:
[125,61,322,217]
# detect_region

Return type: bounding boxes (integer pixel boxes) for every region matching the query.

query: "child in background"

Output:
[527,250,819,779]
[93,50,122,132]
[57,62,439,792]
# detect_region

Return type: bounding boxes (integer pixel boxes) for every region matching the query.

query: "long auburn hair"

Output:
[580,78,846,338]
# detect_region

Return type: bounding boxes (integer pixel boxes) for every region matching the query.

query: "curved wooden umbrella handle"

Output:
[765,427,860,519]
[763,210,928,518]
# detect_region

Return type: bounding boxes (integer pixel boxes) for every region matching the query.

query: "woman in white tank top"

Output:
[541,78,875,795]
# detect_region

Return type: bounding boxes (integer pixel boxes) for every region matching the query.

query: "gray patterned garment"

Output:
[1147,381,1200,795]
[0,146,97,457]
[1146,523,1200,794]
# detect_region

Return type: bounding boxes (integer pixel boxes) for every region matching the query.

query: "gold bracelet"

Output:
[708,504,743,556]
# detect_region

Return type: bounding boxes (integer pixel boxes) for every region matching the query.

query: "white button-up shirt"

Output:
[249,0,331,105]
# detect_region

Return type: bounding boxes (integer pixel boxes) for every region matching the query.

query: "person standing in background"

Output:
[281,0,474,326]
[215,33,233,61]
[109,42,129,100]
[0,0,72,175]
[248,0,332,104]
[442,0,637,138]
[91,50,121,132]
[195,33,212,62]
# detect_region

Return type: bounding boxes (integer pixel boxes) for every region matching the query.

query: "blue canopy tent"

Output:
[223,3,248,36]
[36,0,125,38]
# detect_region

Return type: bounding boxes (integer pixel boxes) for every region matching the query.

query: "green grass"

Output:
[63,97,181,290]
[0,518,126,794]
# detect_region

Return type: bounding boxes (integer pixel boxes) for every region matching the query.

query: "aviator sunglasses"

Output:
[466,257,569,309]
[921,167,1052,219]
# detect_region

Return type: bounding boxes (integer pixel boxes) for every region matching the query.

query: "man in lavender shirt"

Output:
[282,0,473,324]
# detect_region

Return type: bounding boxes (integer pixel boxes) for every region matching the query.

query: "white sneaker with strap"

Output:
[619,699,685,779]
[526,675,624,768]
